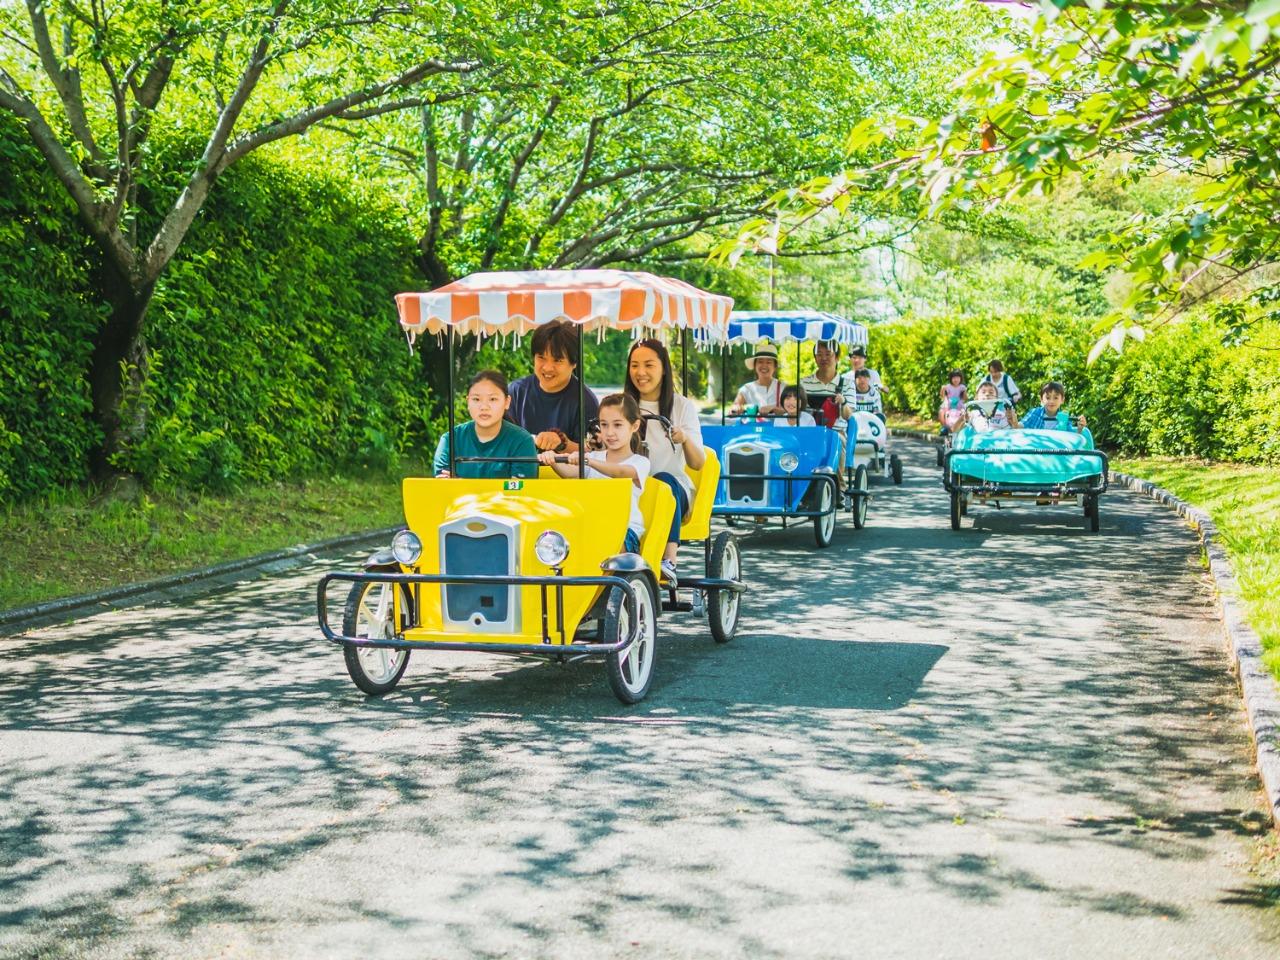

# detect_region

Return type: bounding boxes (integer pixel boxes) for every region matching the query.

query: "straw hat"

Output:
[745,342,779,371]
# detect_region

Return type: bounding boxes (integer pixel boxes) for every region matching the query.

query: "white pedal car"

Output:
[847,403,903,486]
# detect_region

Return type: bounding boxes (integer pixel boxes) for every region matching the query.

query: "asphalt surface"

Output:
[2,439,1278,959]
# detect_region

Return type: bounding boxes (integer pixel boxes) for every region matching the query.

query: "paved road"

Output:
[2,439,1278,959]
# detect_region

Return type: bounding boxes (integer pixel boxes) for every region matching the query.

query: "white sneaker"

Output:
[660,559,678,584]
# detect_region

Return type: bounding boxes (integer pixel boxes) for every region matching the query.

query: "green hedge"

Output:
[0,116,105,501]
[0,115,437,500]
[872,313,1280,463]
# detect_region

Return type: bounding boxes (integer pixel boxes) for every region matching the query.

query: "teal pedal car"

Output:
[942,409,1109,531]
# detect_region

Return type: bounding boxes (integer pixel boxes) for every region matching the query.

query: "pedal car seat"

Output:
[681,448,720,543]
[638,477,677,572]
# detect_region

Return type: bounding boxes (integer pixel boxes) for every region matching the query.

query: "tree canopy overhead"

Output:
[726,0,1280,357]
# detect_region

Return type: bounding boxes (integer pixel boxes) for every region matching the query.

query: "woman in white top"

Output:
[730,342,786,416]
[625,338,705,583]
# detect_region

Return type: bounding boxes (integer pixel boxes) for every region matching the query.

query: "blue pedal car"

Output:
[942,409,1110,532]
[704,311,871,547]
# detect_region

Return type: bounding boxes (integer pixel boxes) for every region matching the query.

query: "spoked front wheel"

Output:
[603,574,657,704]
[342,580,411,696]
[949,490,965,531]
[707,531,741,644]
[812,477,837,547]
[851,465,870,530]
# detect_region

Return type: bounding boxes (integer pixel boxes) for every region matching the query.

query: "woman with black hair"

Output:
[624,338,705,583]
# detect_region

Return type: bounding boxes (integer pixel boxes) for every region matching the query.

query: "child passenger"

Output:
[434,370,539,478]
[938,369,967,434]
[538,393,650,554]
[966,381,1021,431]
[1021,381,1088,432]
[774,385,816,426]
[850,369,884,420]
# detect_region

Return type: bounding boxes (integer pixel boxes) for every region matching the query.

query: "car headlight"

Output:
[391,529,423,566]
[779,452,800,473]
[535,530,570,567]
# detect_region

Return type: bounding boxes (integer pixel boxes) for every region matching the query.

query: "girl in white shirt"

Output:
[539,393,650,554]
[625,339,704,583]
[773,385,816,426]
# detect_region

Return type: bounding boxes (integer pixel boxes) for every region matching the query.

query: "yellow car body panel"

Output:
[638,478,676,573]
[681,448,720,543]
[399,477,632,646]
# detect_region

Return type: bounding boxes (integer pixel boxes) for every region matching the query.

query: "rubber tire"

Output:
[852,465,870,530]
[813,478,836,548]
[950,490,963,531]
[1086,495,1100,532]
[891,454,904,485]
[936,445,944,468]
[342,580,411,696]
[603,574,657,704]
[707,531,741,644]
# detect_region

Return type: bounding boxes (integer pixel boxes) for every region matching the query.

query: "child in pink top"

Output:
[938,369,968,435]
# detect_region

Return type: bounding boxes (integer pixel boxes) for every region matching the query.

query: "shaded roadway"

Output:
[1,439,1278,958]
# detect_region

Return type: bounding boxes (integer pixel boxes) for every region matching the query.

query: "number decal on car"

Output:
[503,480,524,491]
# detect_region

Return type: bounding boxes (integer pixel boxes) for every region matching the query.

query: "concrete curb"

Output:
[1112,471,1280,830]
[0,526,400,634]
[892,425,1280,828]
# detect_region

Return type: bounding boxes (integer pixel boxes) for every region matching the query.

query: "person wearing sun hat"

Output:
[729,342,787,416]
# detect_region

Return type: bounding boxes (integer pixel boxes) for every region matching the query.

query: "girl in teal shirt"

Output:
[434,370,539,479]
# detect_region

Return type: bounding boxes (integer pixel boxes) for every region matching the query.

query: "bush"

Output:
[0,114,436,501]
[0,116,105,501]
[872,313,1280,463]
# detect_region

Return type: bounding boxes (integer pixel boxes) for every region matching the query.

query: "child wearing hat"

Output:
[730,342,787,417]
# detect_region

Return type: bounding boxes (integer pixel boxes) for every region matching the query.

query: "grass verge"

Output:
[0,470,411,612]
[1113,457,1280,681]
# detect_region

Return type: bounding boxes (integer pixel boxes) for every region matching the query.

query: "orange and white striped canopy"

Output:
[395,269,734,342]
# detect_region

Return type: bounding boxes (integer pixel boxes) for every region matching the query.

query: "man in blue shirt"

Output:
[507,320,600,453]
[1021,381,1088,432]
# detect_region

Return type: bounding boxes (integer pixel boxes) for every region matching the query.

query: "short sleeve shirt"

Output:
[433,421,538,478]
[586,451,651,536]
[638,394,702,498]
[506,375,600,443]
[736,379,784,409]
[1021,406,1073,431]
[980,373,1021,405]
[801,371,856,432]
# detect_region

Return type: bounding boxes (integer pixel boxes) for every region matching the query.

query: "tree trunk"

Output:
[87,259,155,481]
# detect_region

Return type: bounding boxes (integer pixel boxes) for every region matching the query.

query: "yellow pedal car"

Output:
[316,270,743,703]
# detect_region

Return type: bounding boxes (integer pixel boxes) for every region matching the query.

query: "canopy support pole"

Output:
[720,344,727,426]
[681,329,689,398]
[578,324,586,479]
[446,333,456,476]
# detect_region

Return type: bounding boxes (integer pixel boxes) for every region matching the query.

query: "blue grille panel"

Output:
[443,532,510,624]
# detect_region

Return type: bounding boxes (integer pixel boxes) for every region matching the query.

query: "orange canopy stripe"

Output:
[394,269,732,341]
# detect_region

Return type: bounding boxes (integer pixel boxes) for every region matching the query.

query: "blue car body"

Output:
[703,422,841,516]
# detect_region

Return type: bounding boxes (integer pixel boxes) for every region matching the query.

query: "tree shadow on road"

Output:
[0,441,1276,957]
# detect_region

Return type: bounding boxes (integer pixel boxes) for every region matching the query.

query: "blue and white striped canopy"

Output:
[725,310,868,346]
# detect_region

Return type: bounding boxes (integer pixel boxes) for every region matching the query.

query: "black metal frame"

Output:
[713,470,843,519]
[318,570,642,654]
[942,448,1110,497]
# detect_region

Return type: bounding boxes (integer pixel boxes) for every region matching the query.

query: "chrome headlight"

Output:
[779,452,800,473]
[534,530,570,567]
[391,529,423,566]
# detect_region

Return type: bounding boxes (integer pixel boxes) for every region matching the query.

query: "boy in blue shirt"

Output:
[1021,381,1088,433]
[435,370,539,478]
[507,320,600,454]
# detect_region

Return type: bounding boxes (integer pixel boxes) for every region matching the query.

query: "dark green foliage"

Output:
[118,155,432,491]
[0,115,105,501]
[0,114,434,501]
[874,315,1280,463]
